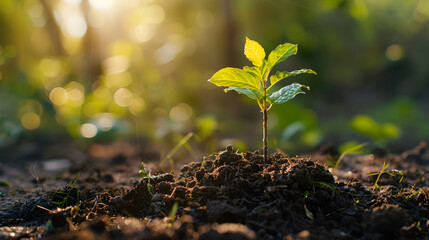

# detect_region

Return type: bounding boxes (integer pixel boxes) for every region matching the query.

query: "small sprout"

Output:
[209,37,316,162]
[303,191,314,220]
[368,162,404,192]
[327,142,367,170]
[147,182,153,193]
[406,186,429,201]
[407,192,418,199]
[161,132,194,170]
[201,157,208,167]
[51,172,80,208]
[169,202,179,223]
[0,181,12,188]
[312,181,339,195]
[417,221,422,231]
[138,163,153,193]
[138,162,149,178]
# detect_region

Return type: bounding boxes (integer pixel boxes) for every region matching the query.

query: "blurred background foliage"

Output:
[1,0,429,155]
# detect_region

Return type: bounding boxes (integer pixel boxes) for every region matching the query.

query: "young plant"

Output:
[368,162,404,192]
[139,163,153,192]
[50,172,80,208]
[326,142,368,170]
[209,37,316,162]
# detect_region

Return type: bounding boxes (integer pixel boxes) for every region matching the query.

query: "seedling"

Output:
[303,191,314,220]
[405,185,429,201]
[368,162,404,192]
[0,181,11,188]
[50,172,80,208]
[161,132,194,170]
[209,37,316,162]
[0,181,12,196]
[326,142,367,170]
[139,163,153,192]
[168,202,179,223]
[312,181,339,195]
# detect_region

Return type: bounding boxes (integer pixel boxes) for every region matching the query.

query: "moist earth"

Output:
[0,143,428,240]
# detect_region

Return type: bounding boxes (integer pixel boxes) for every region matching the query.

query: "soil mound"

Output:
[1,145,428,239]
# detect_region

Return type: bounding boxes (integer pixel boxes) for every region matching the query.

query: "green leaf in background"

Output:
[269,83,309,105]
[267,43,297,70]
[209,67,261,91]
[0,181,12,188]
[244,37,266,67]
[270,69,317,86]
[225,87,262,100]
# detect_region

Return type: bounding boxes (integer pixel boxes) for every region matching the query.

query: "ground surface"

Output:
[0,140,428,240]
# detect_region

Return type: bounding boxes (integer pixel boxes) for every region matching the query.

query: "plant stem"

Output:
[263,88,268,163]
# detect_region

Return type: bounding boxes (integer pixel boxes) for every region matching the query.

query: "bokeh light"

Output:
[169,103,192,122]
[129,97,146,116]
[20,112,41,130]
[385,44,404,61]
[96,113,114,131]
[80,123,97,138]
[49,87,68,105]
[40,58,62,77]
[1,0,429,152]
[113,88,133,107]
[89,0,116,11]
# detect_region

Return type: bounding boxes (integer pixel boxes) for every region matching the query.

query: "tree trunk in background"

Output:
[221,0,238,67]
[81,0,102,83]
[39,0,65,55]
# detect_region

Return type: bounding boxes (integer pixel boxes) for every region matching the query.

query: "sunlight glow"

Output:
[89,0,116,11]
[55,2,87,38]
[80,123,97,138]
[65,15,87,38]
[63,0,82,5]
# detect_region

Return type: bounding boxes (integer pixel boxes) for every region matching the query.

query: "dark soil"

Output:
[0,141,428,240]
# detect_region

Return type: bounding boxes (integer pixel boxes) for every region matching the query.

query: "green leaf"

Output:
[267,43,297,69]
[243,66,261,79]
[138,162,149,178]
[209,67,261,91]
[270,68,317,86]
[244,37,266,67]
[269,83,309,105]
[225,87,261,100]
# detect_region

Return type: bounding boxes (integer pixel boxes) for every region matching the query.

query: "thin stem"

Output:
[263,87,268,163]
